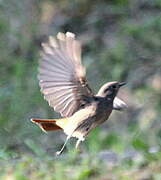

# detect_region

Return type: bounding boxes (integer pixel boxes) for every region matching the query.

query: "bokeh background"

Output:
[1,0,161,179]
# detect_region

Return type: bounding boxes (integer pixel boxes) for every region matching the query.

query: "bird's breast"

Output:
[94,99,113,124]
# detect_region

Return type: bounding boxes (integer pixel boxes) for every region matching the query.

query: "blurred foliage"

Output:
[1,0,161,179]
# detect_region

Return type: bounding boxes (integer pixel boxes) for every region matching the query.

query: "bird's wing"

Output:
[38,32,93,117]
[113,97,127,111]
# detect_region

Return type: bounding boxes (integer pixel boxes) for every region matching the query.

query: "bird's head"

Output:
[96,81,126,99]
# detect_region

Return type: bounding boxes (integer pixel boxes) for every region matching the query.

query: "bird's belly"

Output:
[63,106,96,138]
[71,117,97,140]
[71,110,112,140]
[64,119,92,140]
[63,105,112,140]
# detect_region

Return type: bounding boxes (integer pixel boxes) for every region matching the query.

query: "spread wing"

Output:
[113,97,127,111]
[38,32,93,117]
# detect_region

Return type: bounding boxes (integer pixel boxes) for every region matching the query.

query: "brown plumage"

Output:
[31,32,127,155]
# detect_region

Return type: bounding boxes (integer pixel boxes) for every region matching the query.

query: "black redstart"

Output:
[31,32,127,155]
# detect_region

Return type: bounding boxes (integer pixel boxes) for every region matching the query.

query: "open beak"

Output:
[119,82,126,87]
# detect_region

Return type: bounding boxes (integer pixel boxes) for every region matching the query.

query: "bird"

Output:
[31,32,127,155]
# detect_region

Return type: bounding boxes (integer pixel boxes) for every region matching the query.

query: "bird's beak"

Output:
[119,82,126,87]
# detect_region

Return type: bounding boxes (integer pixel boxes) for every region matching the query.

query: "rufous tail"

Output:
[31,118,68,132]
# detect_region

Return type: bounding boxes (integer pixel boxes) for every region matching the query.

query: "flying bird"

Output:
[31,32,127,155]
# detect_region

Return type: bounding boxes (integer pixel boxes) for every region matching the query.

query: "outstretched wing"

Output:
[113,97,127,111]
[38,32,93,117]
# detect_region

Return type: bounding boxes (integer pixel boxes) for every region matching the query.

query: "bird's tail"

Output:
[30,118,68,132]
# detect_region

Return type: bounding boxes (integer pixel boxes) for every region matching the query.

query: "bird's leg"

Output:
[56,136,70,156]
[75,139,82,149]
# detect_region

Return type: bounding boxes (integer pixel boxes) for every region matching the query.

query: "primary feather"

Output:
[39,32,93,117]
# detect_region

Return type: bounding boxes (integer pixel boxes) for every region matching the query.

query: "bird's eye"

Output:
[112,85,117,89]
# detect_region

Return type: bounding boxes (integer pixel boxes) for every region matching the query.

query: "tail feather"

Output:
[31,118,67,132]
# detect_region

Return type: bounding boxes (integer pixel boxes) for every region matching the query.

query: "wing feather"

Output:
[39,32,93,117]
[113,97,127,111]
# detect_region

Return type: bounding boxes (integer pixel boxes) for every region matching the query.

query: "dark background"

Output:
[1,0,161,179]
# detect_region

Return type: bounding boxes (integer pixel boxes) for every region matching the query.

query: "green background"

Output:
[1,0,161,179]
